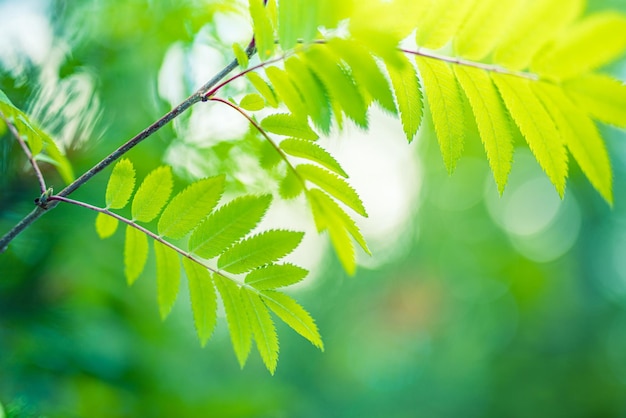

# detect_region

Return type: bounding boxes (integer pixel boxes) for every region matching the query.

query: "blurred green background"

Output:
[2,0,626,417]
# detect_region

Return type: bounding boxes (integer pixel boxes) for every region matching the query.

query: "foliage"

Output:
[1,0,625,377]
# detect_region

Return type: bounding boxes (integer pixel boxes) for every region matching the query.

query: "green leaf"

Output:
[454,0,520,60]
[261,290,323,350]
[415,0,476,49]
[532,12,626,80]
[279,169,304,200]
[154,240,181,320]
[189,194,273,259]
[284,56,332,135]
[280,138,348,177]
[303,45,369,129]
[454,66,514,194]
[493,0,584,70]
[40,135,74,184]
[232,42,249,69]
[95,212,119,239]
[297,164,367,217]
[416,57,465,174]
[213,275,252,368]
[14,114,43,156]
[534,82,613,205]
[182,258,217,346]
[241,288,279,374]
[260,114,319,140]
[247,72,279,108]
[245,263,308,290]
[158,176,225,239]
[308,188,370,255]
[277,0,300,51]
[386,54,423,143]
[218,230,304,274]
[124,225,148,285]
[249,0,274,60]
[105,159,135,209]
[265,66,307,117]
[240,93,265,111]
[564,74,626,128]
[132,166,174,223]
[492,74,568,196]
[326,38,397,114]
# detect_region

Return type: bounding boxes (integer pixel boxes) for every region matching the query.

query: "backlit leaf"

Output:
[247,72,279,108]
[416,57,465,174]
[241,288,279,374]
[249,0,274,60]
[564,74,626,128]
[493,74,568,196]
[213,275,252,368]
[261,113,319,140]
[132,166,173,223]
[265,66,307,117]
[95,212,119,239]
[240,93,265,111]
[158,176,225,239]
[415,0,476,49]
[218,230,304,274]
[245,263,308,290]
[386,54,423,143]
[232,42,249,69]
[297,164,367,217]
[106,159,135,209]
[261,290,323,349]
[280,138,348,177]
[182,258,217,346]
[154,240,181,320]
[189,194,273,259]
[454,66,513,193]
[124,225,148,285]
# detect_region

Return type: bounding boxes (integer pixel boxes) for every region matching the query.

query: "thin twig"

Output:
[0,112,47,195]
[209,97,308,189]
[400,48,539,80]
[0,43,258,253]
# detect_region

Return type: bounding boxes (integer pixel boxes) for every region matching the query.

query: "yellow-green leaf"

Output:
[415,0,476,50]
[247,72,279,108]
[416,57,465,174]
[280,138,348,177]
[454,66,513,194]
[386,54,423,143]
[124,226,148,286]
[241,288,279,374]
[158,176,225,239]
[214,275,252,368]
[260,113,319,140]
[232,42,249,69]
[265,66,307,117]
[534,82,613,205]
[245,263,308,290]
[493,74,568,196]
[249,0,274,60]
[261,290,323,350]
[240,93,265,111]
[532,12,626,80]
[106,159,135,210]
[154,240,181,320]
[132,166,173,223]
[95,212,119,239]
[182,258,217,346]
[564,74,626,128]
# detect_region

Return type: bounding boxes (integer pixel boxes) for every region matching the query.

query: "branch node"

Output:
[34,188,54,209]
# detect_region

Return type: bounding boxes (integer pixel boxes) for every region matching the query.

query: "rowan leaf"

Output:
[232,42,249,69]
[247,72,279,108]
[297,164,367,217]
[564,74,626,128]
[95,212,119,239]
[386,54,423,143]
[106,159,135,210]
[261,290,323,350]
[182,258,217,347]
[241,288,279,374]
[217,230,304,274]
[245,263,308,290]
[240,93,265,111]
[124,226,148,286]
[280,138,348,177]
[189,194,273,259]
[261,113,319,140]
[132,166,173,223]
[249,0,274,60]
[154,240,181,320]
[157,176,225,239]
[265,66,307,117]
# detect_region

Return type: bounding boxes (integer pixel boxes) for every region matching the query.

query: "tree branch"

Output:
[0,43,257,254]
